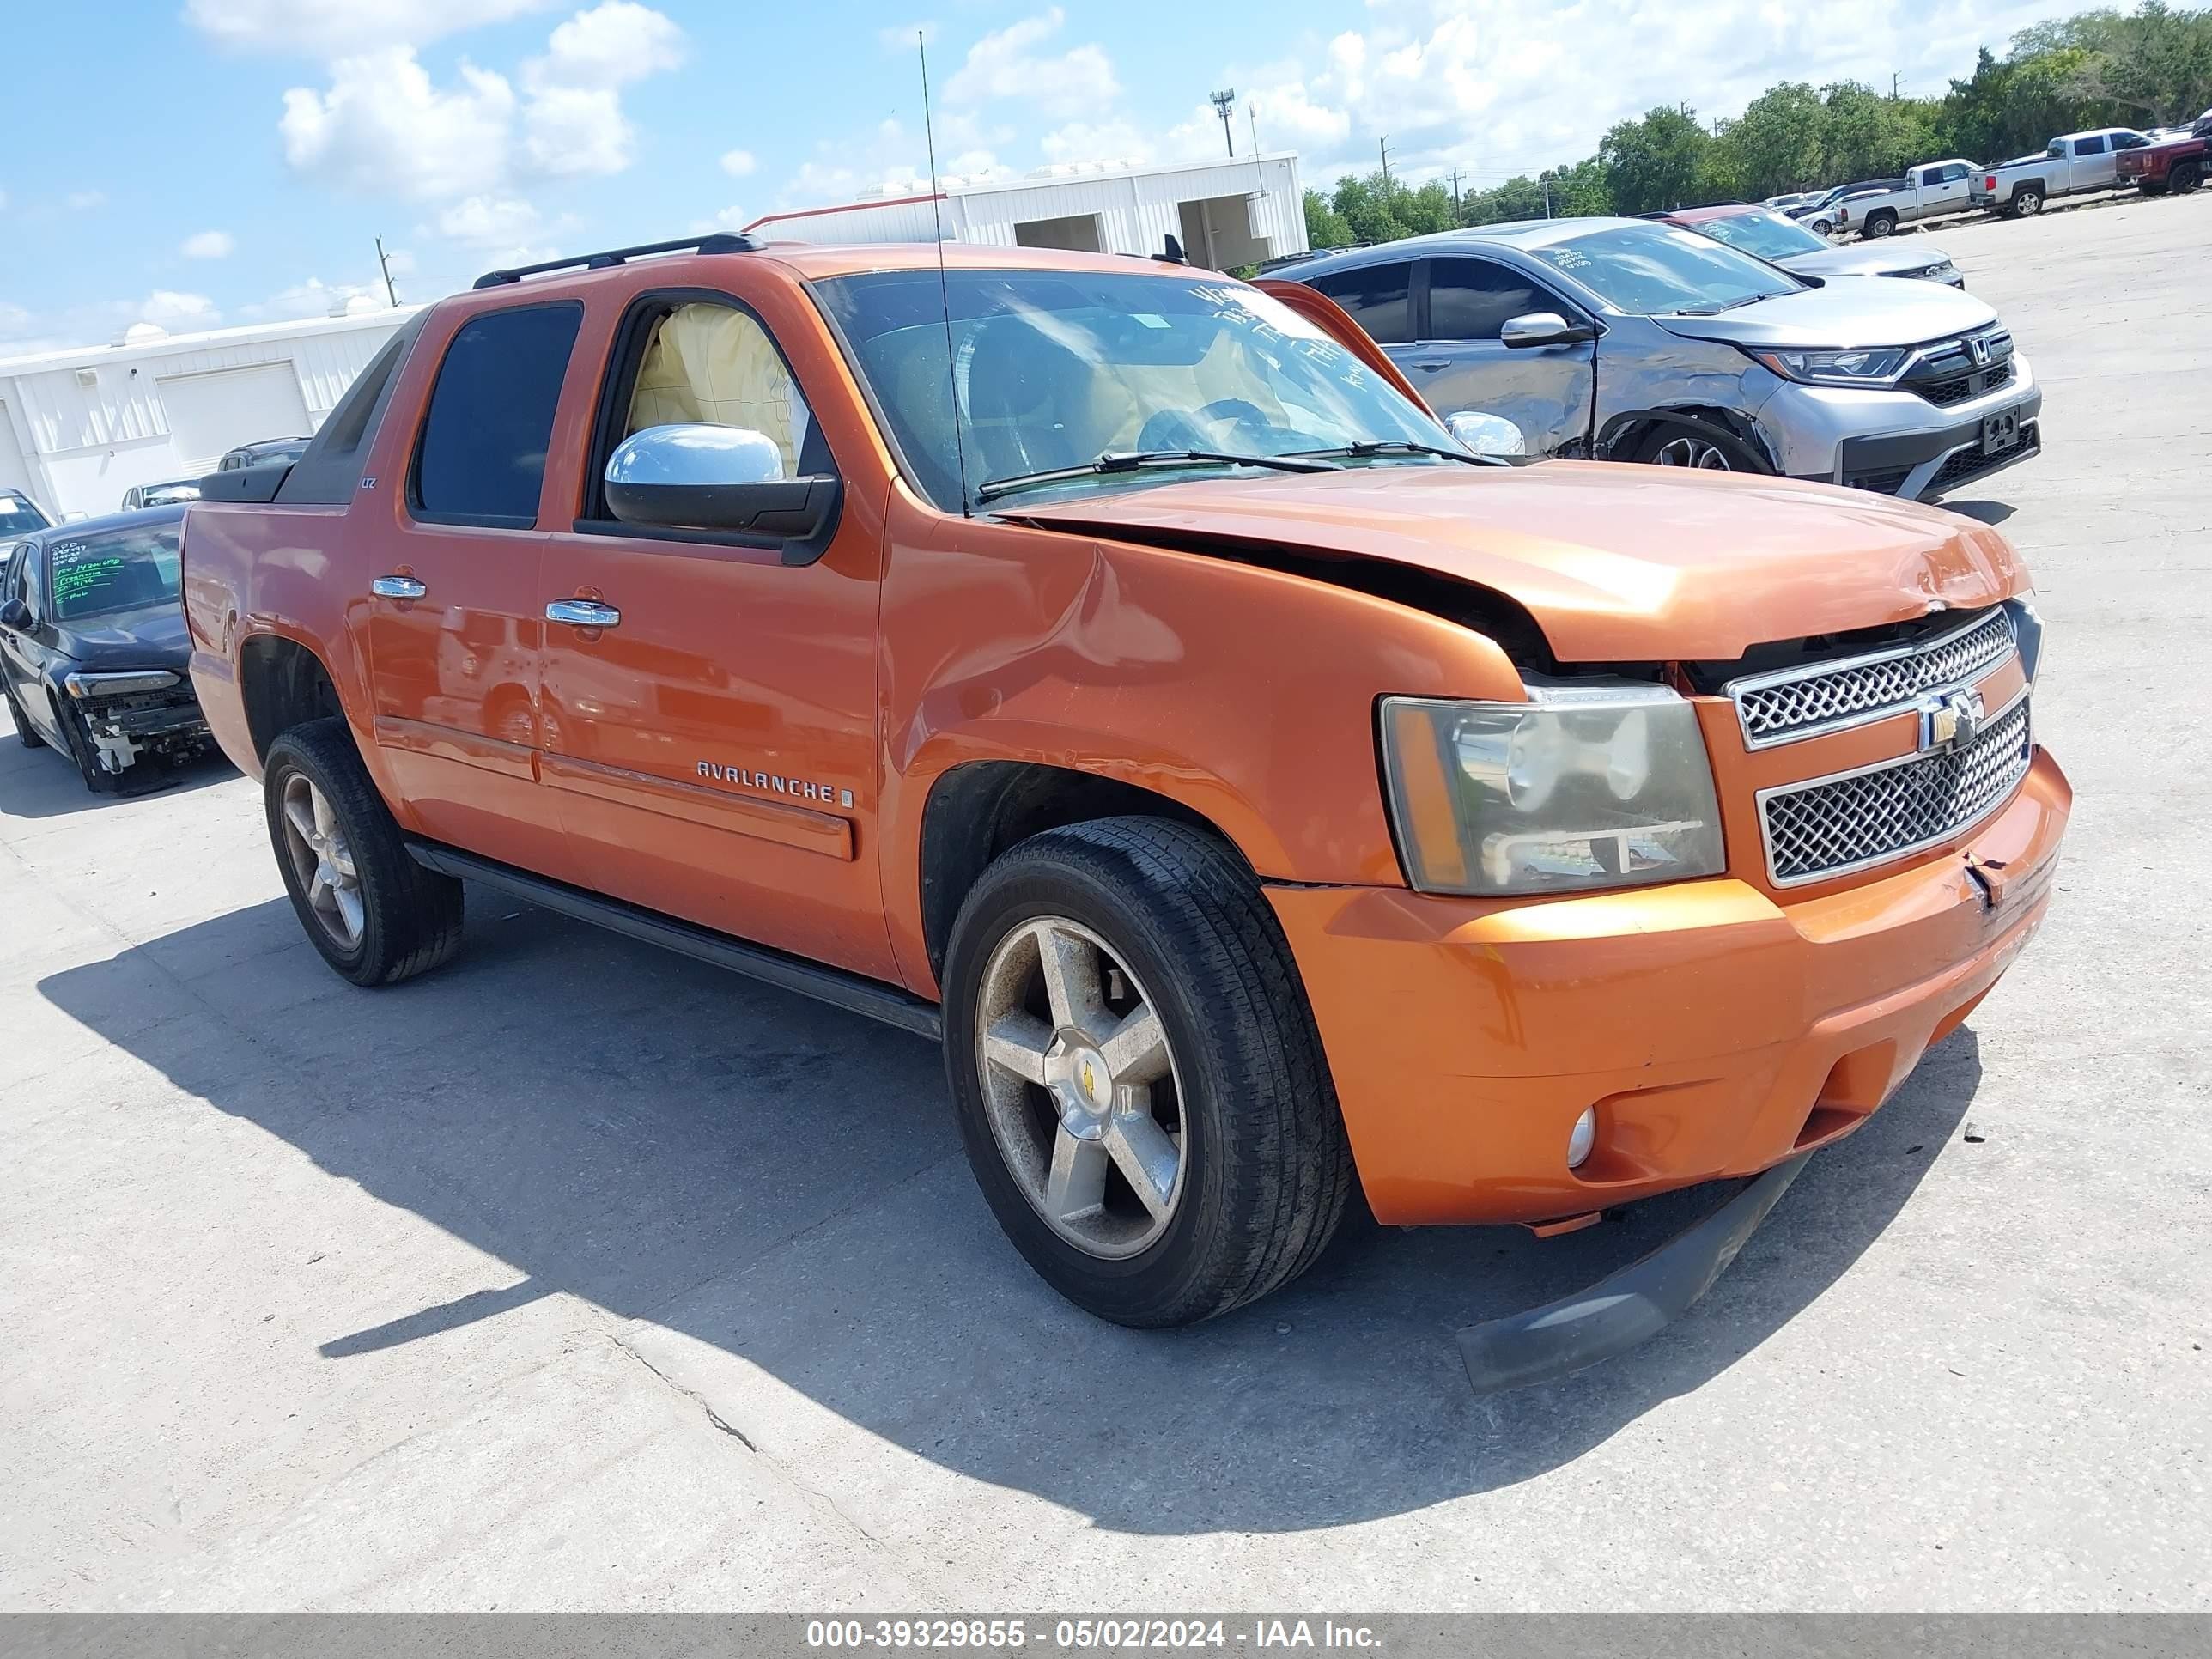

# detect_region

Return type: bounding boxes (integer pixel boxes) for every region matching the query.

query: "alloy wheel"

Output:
[280,772,364,949]
[1651,435,1734,471]
[974,916,1186,1259]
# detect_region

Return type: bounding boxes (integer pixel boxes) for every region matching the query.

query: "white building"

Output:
[744,153,1309,270]
[0,305,418,522]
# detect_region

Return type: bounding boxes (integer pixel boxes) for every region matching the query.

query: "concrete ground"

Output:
[3,190,2206,1614]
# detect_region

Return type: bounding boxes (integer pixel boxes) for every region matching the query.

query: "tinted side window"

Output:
[412,303,583,526]
[2113,131,2146,149]
[2075,135,2106,155]
[1310,264,1413,344]
[1425,258,1547,342]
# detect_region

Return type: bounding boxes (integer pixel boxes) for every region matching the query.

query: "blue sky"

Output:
[1,0,2084,354]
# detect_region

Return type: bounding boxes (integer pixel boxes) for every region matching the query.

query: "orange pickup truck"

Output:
[184,234,2068,1389]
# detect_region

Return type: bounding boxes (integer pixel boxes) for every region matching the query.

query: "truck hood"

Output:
[1779,243,1954,280]
[1007,462,2027,663]
[1655,277,1996,349]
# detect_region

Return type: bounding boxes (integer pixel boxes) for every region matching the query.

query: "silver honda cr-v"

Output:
[1273,217,2041,501]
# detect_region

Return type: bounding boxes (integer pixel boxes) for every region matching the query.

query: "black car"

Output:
[0,507,214,792]
[216,436,312,471]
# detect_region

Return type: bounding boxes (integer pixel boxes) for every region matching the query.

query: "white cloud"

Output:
[240,276,386,322]
[720,148,757,177]
[945,9,1117,107]
[1039,120,1153,165]
[180,230,236,259]
[142,290,222,328]
[524,1,684,90]
[185,0,550,57]
[66,191,107,210]
[274,5,684,201]
[434,195,542,246]
[281,48,516,200]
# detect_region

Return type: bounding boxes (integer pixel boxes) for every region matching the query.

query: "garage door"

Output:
[157,364,312,472]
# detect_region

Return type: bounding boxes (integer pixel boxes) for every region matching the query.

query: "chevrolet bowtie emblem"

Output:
[1917,687,1986,753]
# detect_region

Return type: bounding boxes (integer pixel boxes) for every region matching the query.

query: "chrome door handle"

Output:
[546,599,621,629]
[370,575,427,599]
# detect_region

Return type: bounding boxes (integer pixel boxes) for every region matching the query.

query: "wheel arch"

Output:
[1598,405,1778,472]
[238,630,348,763]
[916,760,1255,984]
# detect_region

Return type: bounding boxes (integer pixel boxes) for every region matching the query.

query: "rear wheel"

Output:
[2172,161,2202,195]
[941,817,1353,1328]
[264,717,465,987]
[2010,186,2045,217]
[1863,209,1899,239]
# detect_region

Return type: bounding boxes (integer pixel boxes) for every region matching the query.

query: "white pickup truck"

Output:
[1831,159,1981,239]
[1970,128,2154,217]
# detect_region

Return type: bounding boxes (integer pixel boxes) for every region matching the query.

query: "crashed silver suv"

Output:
[1278,217,2041,501]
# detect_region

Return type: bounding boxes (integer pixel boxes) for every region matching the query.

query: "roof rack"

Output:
[471,233,761,290]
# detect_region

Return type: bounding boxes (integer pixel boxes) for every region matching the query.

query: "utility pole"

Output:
[1248,104,1260,161]
[1892,71,1901,98]
[1541,173,1553,218]
[1379,135,1393,200]
[1211,88,1237,157]
[374,234,398,307]
[1449,167,1462,219]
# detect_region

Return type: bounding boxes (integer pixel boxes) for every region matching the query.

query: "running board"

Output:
[404,842,944,1042]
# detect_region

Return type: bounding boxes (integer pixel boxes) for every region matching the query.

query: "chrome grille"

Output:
[1759,693,2033,885]
[1730,607,2015,748]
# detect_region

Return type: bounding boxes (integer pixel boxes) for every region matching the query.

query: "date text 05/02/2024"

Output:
[805,1620,1384,1650]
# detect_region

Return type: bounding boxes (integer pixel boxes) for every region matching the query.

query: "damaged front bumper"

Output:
[65,672,212,774]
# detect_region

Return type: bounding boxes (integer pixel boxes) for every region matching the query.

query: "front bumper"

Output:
[1764,351,2043,499]
[72,686,212,773]
[1267,748,2069,1228]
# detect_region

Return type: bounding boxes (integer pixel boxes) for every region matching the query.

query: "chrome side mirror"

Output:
[603,423,840,555]
[1499,312,1595,349]
[1444,410,1528,458]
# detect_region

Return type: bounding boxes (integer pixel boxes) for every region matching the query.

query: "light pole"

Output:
[1211,88,1237,157]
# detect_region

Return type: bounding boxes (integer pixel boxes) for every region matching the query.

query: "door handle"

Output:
[546,599,622,629]
[370,575,427,600]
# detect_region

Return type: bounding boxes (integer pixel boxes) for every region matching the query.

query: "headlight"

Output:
[1746,346,1911,386]
[2004,597,2045,684]
[1914,261,1959,283]
[63,670,179,698]
[1380,682,1726,896]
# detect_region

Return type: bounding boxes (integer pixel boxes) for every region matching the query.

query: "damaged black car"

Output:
[1,507,215,793]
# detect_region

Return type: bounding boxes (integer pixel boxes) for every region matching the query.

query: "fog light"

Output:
[1566,1107,1597,1170]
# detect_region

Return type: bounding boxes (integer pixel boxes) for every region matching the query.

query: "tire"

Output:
[59,704,119,793]
[3,681,43,749]
[2172,162,2201,196]
[263,716,465,987]
[941,817,1354,1328]
[1863,210,1898,239]
[1628,421,1767,474]
[2011,186,2045,217]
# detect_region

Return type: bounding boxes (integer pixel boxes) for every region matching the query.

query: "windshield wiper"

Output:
[1672,293,1774,316]
[1286,439,1504,468]
[974,448,1338,505]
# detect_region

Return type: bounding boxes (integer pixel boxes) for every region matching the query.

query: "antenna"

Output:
[1211,88,1237,157]
[920,30,972,518]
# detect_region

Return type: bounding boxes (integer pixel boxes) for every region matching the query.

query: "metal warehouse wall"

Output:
[754,155,1309,266]
[0,310,414,520]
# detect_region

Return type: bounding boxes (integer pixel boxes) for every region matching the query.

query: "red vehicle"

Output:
[2117,114,2209,195]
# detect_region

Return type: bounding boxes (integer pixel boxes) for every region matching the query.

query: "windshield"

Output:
[47,521,184,622]
[814,269,1453,510]
[1689,210,1829,262]
[0,496,51,536]
[1529,223,1804,315]
[142,483,201,506]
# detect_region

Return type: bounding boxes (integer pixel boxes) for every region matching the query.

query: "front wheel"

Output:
[1629,422,1767,474]
[3,681,44,749]
[264,717,464,987]
[941,817,1353,1328]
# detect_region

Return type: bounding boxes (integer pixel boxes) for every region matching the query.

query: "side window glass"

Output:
[412,303,583,526]
[2048,142,2066,158]
[1425,258,1547,342]
[2115,132,2145,149]
[2075,134,2106,155]
[623,302,824,479]
[1310,264,1413,344]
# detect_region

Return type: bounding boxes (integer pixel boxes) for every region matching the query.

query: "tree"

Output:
[1303,189,1354,251]
[1329,172,1413,245]
[1714,82,1830,197]
[1599,105,1712,212]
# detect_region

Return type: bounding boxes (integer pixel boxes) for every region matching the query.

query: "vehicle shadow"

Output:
[1942,499,2016,526]
[0,727,235,820]
[38,895,1983,1534]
